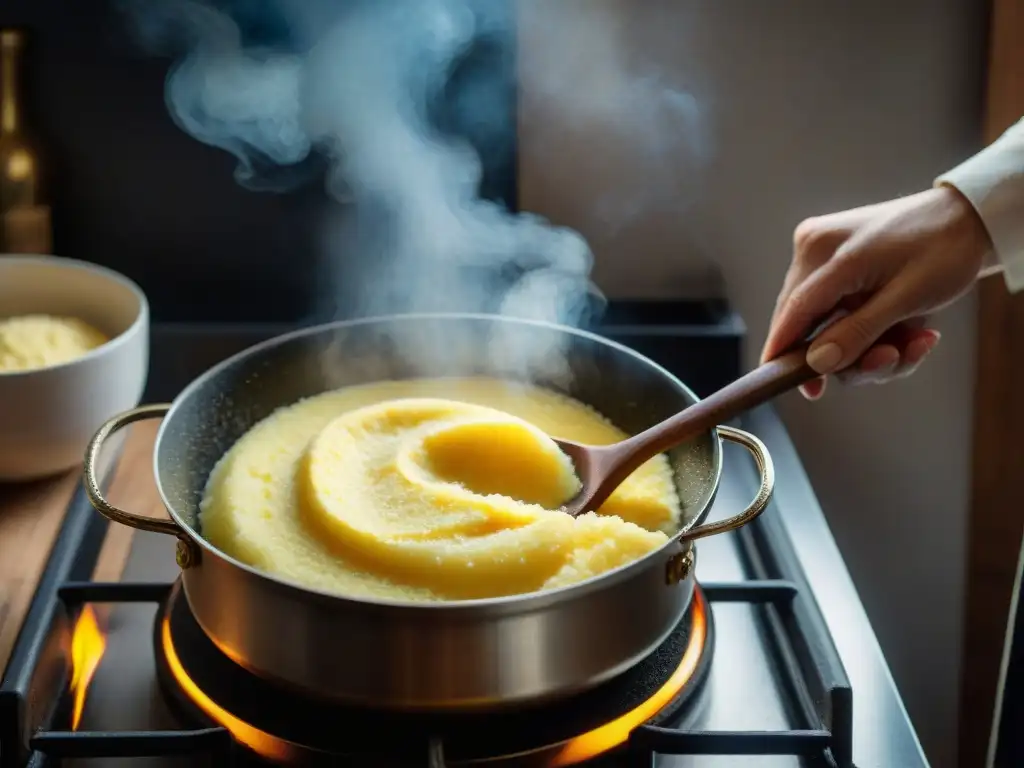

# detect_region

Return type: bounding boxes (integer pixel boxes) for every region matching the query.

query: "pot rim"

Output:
[154,312,725,614]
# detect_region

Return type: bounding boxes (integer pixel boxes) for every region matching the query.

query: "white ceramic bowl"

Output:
[0,255,149,481]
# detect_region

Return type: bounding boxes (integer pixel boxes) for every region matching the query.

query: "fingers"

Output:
[762,264,852,364]
[832,318,922,383]
[877,326,939,379]
[803,274,915,374]
[835,329,940,385]
[838,344,902,384]
[799,376,826,401]
[769,190,971,395]
[762,266,809,363]
[761,219,851,364]
[896,329,941,377]
[799,326,941,399]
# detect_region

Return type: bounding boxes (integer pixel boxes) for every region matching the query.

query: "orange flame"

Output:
[550,593,708,766]
[69,606,107,730]
[159,594,707,767]
[161,618,297,762]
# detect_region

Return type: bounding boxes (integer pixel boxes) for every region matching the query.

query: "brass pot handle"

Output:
[674,425,775,544]
[83,403,181,537]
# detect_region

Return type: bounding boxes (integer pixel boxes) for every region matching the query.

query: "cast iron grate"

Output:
[0,484,853,768]
[148,578,715,765]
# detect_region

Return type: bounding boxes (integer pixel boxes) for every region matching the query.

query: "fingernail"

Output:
[799,377,826,400]
[807,342,842,374]
[906,332,941,367]
[911,345,936,368]
[868,361,898,383]
[861,349,901,372]
[799,384,821,400]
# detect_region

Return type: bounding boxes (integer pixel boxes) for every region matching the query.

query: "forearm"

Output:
[936,118,1024,292]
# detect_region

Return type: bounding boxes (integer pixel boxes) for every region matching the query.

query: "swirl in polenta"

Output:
[199,378,682,602]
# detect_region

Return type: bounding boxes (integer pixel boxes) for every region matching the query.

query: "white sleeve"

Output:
[935,118,1024,293]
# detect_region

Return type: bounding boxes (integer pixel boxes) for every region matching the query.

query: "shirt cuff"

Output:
[935,119,1024,294]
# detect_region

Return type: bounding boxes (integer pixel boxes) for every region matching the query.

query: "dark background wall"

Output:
[0,0,517,322]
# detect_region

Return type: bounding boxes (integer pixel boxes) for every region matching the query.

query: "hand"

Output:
[761,186,993,399]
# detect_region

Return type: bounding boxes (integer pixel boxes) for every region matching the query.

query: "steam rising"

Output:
[120,0,705,379]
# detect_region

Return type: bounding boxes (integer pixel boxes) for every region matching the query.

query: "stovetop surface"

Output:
[68,418,928,767]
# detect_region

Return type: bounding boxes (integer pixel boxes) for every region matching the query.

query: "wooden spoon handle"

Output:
[616,345,816,466]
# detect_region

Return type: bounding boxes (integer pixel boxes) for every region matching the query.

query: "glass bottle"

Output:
[0,28,50,254]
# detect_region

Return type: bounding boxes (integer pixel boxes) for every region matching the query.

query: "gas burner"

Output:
[153,580,715,766]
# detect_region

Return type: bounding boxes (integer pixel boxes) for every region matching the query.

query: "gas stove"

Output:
[157,578,712,765]
[0,302,930,767]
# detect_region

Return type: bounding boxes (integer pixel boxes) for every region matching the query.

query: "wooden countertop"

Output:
[0,422,163,676]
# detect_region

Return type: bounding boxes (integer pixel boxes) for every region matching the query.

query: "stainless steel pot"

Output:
[82,314,773,712]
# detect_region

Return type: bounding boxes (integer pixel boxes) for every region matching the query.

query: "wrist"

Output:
[935,182,998,276]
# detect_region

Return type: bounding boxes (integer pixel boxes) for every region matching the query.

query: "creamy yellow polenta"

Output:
[0,315,109,373]
[199,378,682,602]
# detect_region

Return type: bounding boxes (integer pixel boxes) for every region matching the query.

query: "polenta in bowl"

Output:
[0,314,110,373]
[0,256,148,480]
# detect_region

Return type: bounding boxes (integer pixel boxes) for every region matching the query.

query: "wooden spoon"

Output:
[556,345,817,517]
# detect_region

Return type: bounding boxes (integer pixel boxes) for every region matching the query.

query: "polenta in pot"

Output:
[199,378,683,602]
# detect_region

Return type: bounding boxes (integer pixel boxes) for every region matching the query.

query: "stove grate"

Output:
[2,482,854,768]
[27,577,849,767]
